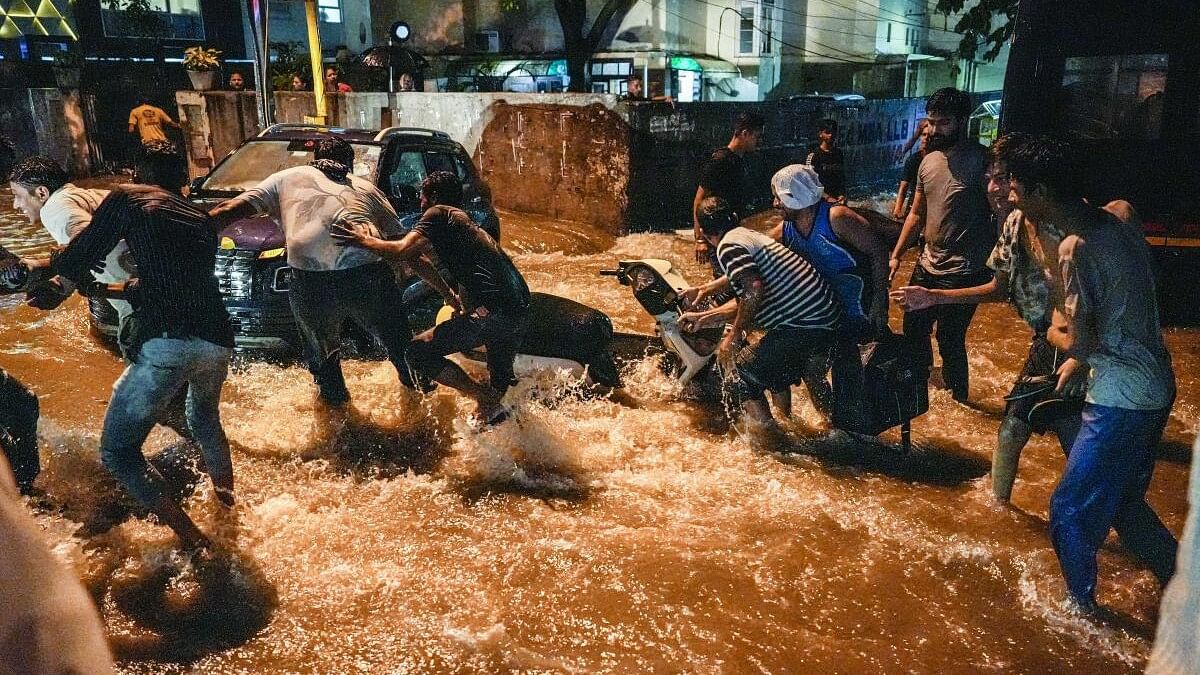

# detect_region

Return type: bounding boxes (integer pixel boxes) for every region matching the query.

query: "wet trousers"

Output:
[406,308,527,394]
[0,367,39,494]
[289,262,414,403]
[902,266,992,401]
[1049,403,1177,605]
[100,337,232,510]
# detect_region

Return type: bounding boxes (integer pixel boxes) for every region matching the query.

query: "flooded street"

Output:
[2,184,1198,673]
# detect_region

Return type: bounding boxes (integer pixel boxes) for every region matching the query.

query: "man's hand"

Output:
[694,239,710,265]
[889,285,937,312]
[716,329,742,370]
[329,222,377,249]
[1055,357,1089,397]
[445,291,464,316]
[679,286,703,309]
[26,276,72,310]
[678,311,706,333]
[888,256,901,283]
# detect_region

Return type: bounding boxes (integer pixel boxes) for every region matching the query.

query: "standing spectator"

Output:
[26,141,236,550]
[397,72,417,92]
[805,118,847,202]
[619,74,671,103]
[324,66,353,93]
[892,123,931,219]
[208,136,425,405]
[127,96,180,146]
[331,171,529,425]
[227,70,247,91]
[692,112,765,264]
[888,87,994,403]
[291,74,309,92]
[677,198,842,430]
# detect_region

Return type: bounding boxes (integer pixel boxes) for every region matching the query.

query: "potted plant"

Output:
[52,50,83,89]
[183,46,222,91]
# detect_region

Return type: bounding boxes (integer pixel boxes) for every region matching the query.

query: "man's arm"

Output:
[409,254,462,313]
[330,225,431,263]
[892,181,911,219]
[1056,236,1097,393]
[830,205,890,324]
[53,192,127,285]
[692,186,709,263]
[679,298,737,332]
[720,271,764,359]
[207,198,260,229]
[680,273,731,308]
[889,188,925,281]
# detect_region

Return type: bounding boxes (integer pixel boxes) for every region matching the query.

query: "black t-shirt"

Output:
[900,151,923,203]
[698,147,748,208]
[805,144,846,198]
[413,205,530,313]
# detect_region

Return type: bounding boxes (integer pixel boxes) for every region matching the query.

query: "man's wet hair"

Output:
[925,87,972,119]
[9,155,68,194]
[135,140,187,192]
[627,73,643,83]
[733,111,766,136]
[987,131,1032,169]
[314,136,355,168]
[817,118,838,135]
[993,133,1083,201]
[698,196,738,238]
[420,170,464,207]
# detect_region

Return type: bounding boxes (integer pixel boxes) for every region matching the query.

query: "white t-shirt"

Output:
[39,184,135,318]
[240,165,402,272]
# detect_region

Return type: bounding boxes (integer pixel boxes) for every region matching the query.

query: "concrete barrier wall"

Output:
[0,89,93,177]
[177,91,997,234]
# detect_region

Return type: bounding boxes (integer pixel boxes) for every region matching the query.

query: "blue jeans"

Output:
[1049,403,1178,605]
[99,337,232,509]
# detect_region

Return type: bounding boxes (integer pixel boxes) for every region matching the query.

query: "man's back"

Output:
[241,165,400,272]
[413,205,529,313]
[917,141,993,276]
[806,144,846,199]
[716,227,840,331]
[699,147,747,207]
[1060,214,1174,410]
[129,104,169,143]
[55,184,233,348]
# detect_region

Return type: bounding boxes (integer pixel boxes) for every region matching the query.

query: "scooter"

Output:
[602,258,930,450]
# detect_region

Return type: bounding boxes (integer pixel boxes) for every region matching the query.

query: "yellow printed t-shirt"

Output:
[129,104,171,143]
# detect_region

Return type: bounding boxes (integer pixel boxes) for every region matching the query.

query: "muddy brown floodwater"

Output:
[1,183,1197,674]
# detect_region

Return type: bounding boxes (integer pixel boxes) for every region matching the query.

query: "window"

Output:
[1060,53,1168,140]
[101,0,204,39]
[739,3,754,55]
[759,0,775,55]
[201,141,381,193]
[318,0,341,24]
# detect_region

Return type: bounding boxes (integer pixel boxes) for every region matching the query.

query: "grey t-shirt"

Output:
[1060,215,1175,410]
[916,141,994,276]
[241,165,402,272]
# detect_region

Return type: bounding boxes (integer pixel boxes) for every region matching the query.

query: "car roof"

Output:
[256,123,456,146]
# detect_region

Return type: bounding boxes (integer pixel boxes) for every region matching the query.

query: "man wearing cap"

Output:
[677,197,842,429]
[769,164,890,336]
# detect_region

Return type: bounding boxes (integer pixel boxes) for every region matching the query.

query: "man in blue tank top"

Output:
[768,164,891,340]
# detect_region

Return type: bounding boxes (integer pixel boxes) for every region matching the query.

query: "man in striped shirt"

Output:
[679,197,841,427]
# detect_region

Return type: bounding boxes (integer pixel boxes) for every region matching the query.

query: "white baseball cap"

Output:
[771,164,824,210]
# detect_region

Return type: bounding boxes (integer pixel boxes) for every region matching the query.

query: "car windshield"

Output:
[200,140,383,192]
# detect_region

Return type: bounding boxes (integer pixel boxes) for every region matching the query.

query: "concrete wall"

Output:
[177,90,995,233]
[0,88,92,177]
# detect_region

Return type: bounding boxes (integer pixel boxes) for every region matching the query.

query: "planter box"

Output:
[187,70,217,91]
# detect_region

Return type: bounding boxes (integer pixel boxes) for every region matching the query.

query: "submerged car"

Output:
[88,123,500,350]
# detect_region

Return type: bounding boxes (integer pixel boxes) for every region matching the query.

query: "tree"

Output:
[935,0,1019,63]
[554,0,637,92]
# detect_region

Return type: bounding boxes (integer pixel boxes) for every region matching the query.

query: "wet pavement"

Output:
[1,181,1197,673]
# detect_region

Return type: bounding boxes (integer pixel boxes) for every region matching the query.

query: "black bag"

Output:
[832,333,929,436]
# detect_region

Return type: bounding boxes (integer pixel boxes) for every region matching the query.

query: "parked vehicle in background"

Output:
[1000,0,1200,323]
[87,124,501,350]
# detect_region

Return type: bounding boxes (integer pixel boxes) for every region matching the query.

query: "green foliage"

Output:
[935,0,1019,62]
[103,0,167,38]
[268,41,311,91]
[182,46,222,72]
[500,0,521,11]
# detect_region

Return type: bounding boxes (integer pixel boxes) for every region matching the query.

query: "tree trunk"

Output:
[555,0,637,93]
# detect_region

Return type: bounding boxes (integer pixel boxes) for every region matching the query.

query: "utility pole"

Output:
[303,0,327,124]
[245,0,273,128]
